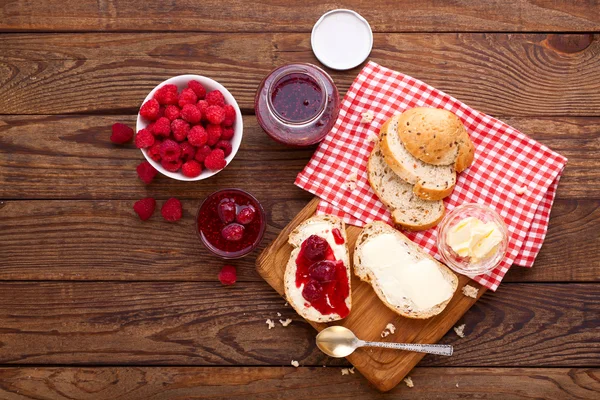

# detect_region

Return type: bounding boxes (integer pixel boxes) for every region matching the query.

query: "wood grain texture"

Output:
[1,1,599,32]
[0,367,597,400]
[1,33,599,116]
[0,281,597,368]
[0,115,597,200]
[256,198,485,391]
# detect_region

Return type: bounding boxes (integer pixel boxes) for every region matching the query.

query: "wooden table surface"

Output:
[0,1,599,398]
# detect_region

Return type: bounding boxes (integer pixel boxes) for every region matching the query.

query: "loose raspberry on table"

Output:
[154,84,179,105]
[205,105,225,125]
[218,265,237,285]
[178,88,198,108]
[221,127,235,141]
[215,140,233,157]
[181,160,202,177]
[147,141,162,161]
[140,99,161,121]
[161,197,183,221]
[188,125,208,147]
[188,80,206,99]
[222,104,236,127]
[159,139,181,162]
[135,128,155,149]
[181,104,201,124]
[110,123,134,144]
[152,117,171,137]
[204,148,227,171]
[136,160,158,184]
[179,141,196,161]
[194,145,212,163]
[161,158,182,172]
[164,105,181,121]
[196,100,209,120]
[133,197,156,221]
[206,90,225,107]
[171,119,190,142]
[206,124,222,146]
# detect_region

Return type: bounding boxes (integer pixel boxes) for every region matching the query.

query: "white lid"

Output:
[311,9,373,71]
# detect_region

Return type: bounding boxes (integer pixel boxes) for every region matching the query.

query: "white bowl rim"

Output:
[136,74,243,181]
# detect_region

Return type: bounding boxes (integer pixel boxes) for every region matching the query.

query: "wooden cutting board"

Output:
[256,198,486,392]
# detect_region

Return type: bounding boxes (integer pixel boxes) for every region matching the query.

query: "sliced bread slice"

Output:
[285,215,351,323]
[354,221,458,319]
[380,114,456,200]
[368,142,445,231]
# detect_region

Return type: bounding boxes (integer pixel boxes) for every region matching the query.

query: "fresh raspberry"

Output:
[204,148,227,171]
[188,80,207,99]
[146,122,155,133]
[152,117,171,138]
[178,88,198,108]
[215,139,232,157]
[181,104,201,123]
[164,105,181,121]
[135,128,155,149]
[236,205,256,225]
[222,104,236,127]
[154,84,179,105]
[157,106,165,119]
[194,145,212,163]
[221,127,235,141]
[161,158,182,172]
[218,199,236,224]
[179,141,196,161]
[133,197,156,221]
[136,160,158,184]
[161,197,182,221]
[110,123,134,144]
[181,160,202,178]
[140,99,160,121]
[171,119,190,142]
[147,141,162,162]
[205,105,225,125]
[206,124,222,146]
[221,223,244,241]
[206,90,225,107]
[188,125,208,147]
[159,139,181,162]
[196,100,209,121]
[218,265,237,285]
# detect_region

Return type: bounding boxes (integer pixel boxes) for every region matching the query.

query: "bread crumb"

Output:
[341,368,350,376]
[367,132,379,143]
[266,319,275,329]
[381,322,396,337]
[345,181,357,191]
[361,111,374,124]
[404,376,414,388]
[279,319,292,327]
[514,185,528,195]
[276,312,281,317]
[454,324,466,338]
[456,383,459,387]
[461,285,479,299]
[284,302,288,307]
[381,330,390,338]
[349,367,355,374]
[345,171,358,191]
[291,360,299,368]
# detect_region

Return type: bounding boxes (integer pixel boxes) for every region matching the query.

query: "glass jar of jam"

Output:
[255,63,340,147]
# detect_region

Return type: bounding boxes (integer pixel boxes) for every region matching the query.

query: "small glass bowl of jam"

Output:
[196,189,266,259]
[255,63,340,147]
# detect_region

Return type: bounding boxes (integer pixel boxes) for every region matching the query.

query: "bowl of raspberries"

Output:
[135,75,242,181]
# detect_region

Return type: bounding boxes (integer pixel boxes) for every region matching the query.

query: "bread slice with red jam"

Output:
[284,215,352,322]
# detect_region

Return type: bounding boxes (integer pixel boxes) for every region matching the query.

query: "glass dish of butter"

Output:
[436,203,509,277]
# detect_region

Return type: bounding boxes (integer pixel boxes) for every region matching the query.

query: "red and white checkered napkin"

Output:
[295,61,567,291]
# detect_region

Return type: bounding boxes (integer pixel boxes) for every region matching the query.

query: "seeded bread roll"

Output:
[380,114,456,200]
[396,107,475,172]
[368,142,445,230]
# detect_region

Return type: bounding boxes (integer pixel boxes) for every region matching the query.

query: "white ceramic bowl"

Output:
[136,74,243,181]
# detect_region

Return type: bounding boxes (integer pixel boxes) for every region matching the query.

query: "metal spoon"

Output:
[316,326,453,357]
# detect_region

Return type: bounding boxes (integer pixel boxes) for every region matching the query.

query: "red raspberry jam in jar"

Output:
[196,189,266,259]
[255,63,340,147]
[295,235,350,318]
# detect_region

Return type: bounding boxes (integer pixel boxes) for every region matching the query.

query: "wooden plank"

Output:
[1,1,599,32]
[0,367,597,400]
[0,115,596,200]
[0,198,597,282]
[0,282,596,367]
[1,33,599,116]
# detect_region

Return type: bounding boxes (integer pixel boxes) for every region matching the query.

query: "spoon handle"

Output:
[359,340,453,356]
